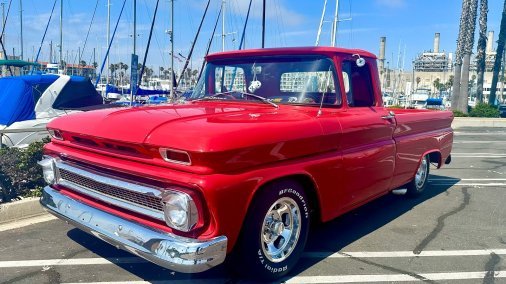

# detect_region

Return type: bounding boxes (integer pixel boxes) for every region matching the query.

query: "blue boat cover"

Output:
[52,76,103,110]
[0,75,59,126]
[426,98,443,105]
[0,75,103,126]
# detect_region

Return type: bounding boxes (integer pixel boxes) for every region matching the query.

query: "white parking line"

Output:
[451,154,506,158]
[431,183,506,186]
[61,271,506,284]
[302,249,506,258]
[0,257,146,268]
[454,140,505,143]
[455,132,506,135]
[2,249,505,268]
[427,178,506,187]
[285,271,506,283]
[430,178,506,181]
[0,214,57,232]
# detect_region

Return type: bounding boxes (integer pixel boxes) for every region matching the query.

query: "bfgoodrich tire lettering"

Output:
[232,180,310,280]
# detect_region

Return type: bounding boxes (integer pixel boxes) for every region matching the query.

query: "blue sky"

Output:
[1,0,504,72]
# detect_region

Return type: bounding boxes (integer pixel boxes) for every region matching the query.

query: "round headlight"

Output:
[38,156,57,184]
[161,191,198,232]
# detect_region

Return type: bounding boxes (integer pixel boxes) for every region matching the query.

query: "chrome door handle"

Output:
[382,111,395,120]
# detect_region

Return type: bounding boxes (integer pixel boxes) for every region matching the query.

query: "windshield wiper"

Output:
[240,92,279,108]
[193,91,279,108]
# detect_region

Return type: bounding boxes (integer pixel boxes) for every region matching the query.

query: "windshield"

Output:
[189,56,341,106]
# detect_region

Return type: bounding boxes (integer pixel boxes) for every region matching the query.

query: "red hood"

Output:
[48,102,323,151]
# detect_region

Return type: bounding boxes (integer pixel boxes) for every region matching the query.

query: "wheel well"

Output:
[428,151,442,168]
[254,175,322,224]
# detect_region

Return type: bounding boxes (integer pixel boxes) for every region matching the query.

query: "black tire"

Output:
[406,155,430,197]
[231,179,310,280]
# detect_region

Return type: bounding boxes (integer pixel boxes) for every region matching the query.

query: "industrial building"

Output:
[380,32,505,105]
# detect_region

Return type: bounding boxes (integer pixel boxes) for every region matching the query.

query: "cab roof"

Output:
[206,46,377,61]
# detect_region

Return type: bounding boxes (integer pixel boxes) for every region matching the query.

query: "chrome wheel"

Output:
[415,157,428,190]
[261,197,301,263]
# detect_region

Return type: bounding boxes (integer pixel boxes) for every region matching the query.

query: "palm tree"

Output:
[458,0,479,113]
[433,78,442,94]
[159,66,164,79]
[416,77,421,89]
[109,63,117,83]
[475,0,488,103]
[489,0,506,105]
[452,0,471,111]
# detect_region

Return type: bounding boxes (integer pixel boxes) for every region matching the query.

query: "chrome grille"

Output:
[59,168,164,211]
[54,161,165,221]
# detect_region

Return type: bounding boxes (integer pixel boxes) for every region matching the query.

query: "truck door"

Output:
[337,59,396,210]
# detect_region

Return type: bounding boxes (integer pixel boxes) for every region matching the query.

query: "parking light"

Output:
[48,129,63,140]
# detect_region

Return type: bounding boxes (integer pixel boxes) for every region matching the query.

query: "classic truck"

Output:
[39,47,453,280]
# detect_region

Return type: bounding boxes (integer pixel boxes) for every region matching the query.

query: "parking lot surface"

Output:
[0,127,505,283]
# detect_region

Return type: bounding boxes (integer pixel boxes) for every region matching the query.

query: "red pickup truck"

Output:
[39,47,453,280]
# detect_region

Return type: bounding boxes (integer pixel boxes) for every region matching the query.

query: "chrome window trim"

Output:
[54,161,165,221]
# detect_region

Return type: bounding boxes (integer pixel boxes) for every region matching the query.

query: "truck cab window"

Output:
[215,66,246,93]
[342,61,375,107]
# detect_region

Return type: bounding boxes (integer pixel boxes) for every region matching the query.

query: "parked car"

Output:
[39,47,454,280]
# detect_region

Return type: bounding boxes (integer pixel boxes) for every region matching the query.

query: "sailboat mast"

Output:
[315,0,327,46]
[170,0,174,98]
[19,0,22,60]
[330,0,339,47]
[59,0,62,71]
[262,0,265,48]
[106,0,110,84]
[221,0,225,52]
[133,0,136,55]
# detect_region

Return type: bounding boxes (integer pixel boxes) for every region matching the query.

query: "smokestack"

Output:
[487,31,494,53]
[433,32,440,53]
[379,36,386,70]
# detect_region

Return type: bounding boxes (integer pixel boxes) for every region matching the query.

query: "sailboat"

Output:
[0,0,113,147]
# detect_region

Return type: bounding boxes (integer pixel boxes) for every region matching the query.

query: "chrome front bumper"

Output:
[40,186,227,273]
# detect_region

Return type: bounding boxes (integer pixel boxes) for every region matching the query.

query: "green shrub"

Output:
[0,139,48,203]
[469,103,500,118]
[452,110,468,117]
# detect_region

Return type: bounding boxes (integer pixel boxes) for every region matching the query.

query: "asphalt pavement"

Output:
[0,127,505,284]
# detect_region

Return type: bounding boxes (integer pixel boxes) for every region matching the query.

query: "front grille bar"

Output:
[54,161,165,221]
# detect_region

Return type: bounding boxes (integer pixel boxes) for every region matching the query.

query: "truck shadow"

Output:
[67,173,458,283]
[291,173,458,276]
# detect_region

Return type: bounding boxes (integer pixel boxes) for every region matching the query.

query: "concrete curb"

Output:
[452,117,506,129]
[0,197,47,224]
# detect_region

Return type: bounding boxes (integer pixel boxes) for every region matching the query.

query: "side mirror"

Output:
[356,57,366,67]
[352,54,366,67]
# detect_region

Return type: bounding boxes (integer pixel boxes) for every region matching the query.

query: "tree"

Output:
[416,77,421,89]
[109,64,117,84]
[452,1,469,111]
[458,0,478,113]
[159,66,164,79]
[489,0,506,105]
[433,78,442,93]
[445,75,454,91]
[475,0,488,103]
